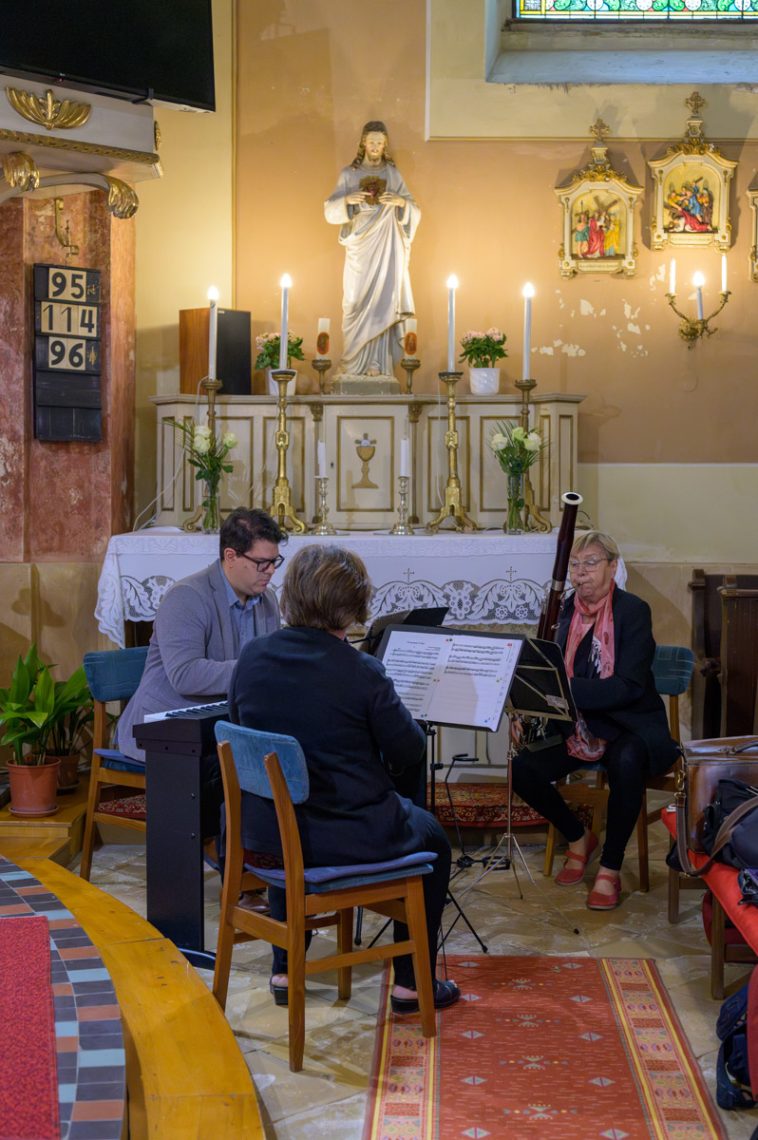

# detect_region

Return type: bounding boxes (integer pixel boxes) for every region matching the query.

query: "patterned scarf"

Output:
[564,582,616,763]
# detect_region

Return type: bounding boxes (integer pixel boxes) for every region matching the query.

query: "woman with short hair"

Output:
[228,544,458,1012]
[512,531,677,909]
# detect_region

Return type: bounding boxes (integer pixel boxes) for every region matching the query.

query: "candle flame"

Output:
[522,282,536,299]
[280,273,293,289]
[692,271,705,288]
[207,285,220,302]
[446,274,459,290]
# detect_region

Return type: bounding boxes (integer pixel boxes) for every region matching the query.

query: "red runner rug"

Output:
[0,915,60,1139]
[364,955,724,1140]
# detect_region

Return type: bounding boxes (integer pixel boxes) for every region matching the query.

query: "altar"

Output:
[95,529,557,647]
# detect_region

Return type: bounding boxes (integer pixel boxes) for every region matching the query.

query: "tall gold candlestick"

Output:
[426,371,478,533]
[514,376,551,534]
[269,369,306,533]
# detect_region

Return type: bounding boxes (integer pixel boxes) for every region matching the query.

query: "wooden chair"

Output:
[213,720,436,1072]
[80,647,148,880]
[543,644,694,894]
[689,570,758,739]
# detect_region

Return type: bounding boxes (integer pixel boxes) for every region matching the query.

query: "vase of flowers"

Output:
[255,332,305,396]
[489,421,544,534]
[173,420,237,533]
[459,328,507,394]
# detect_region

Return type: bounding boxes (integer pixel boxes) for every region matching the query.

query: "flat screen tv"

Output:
[0,0,215,112]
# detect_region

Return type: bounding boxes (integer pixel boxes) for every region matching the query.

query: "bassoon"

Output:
[536,491,583,642]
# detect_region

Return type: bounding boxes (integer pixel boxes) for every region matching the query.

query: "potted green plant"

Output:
[254,331,305,395]
[0,645,93,814]
[459,328,508,394]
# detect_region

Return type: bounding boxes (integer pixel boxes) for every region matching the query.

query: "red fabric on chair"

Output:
[0,915,60,1140]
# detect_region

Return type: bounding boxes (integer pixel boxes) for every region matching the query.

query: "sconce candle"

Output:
[404,318,418,358]
[279,274,292,368]
[446,275,458,371]
[721,254,728,294]
[316,317,330,358]
[399,437,410,477]
[207,285,219,381]
[693,272,705,321]
[522,282,535,381]
[668,259,677,296]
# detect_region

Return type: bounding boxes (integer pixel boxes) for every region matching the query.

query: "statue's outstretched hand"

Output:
[346,191,369,206]
[379,191,406,208]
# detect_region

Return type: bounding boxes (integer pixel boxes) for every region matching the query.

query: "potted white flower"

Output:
[459,328,508,394]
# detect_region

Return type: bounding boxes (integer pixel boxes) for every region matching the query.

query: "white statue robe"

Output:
[325,162,420,377]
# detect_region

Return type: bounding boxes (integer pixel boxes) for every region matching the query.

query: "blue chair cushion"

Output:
[94,748,145,773]
[652,645,696,698]
[244,850,437,894]
[215,721,310,803]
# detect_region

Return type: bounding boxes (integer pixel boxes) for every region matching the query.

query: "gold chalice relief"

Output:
[353,434,378,489]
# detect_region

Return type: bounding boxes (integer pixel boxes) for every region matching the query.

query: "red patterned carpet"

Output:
[364,955,724,1140]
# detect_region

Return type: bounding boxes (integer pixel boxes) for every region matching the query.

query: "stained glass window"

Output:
[517,0,758,18]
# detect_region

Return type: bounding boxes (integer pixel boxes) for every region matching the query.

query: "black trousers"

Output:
[268,805,451,988]
[511,732,657,872]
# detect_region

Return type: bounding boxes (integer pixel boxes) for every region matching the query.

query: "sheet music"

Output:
[380,630,523,730]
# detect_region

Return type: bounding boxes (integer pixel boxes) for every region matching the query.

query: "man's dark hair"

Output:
[219,508,287,558]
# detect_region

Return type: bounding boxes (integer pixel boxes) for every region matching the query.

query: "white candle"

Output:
[399,437,410,477]
[721,254,728,294]
[278,274,292,369]
[668,259,677,296]
[316,317,330,359]
[693,271,705,320]
[207,285,219,380]
[521,282,535,382]
[317,440,326,477]
[446,275,458,371]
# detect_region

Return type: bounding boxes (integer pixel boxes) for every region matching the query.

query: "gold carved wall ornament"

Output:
[104,176,138,219]
[554,120,642,279]
[2,151,40,191]
[6,87,92,131]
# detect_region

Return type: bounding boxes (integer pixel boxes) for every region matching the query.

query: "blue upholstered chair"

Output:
[80,647,148,880]
[212,720,437,1072]
[542,644,695,894]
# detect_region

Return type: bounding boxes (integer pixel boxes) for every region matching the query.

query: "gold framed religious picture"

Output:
[648,92,736,252]
[555,121,642,279]
[748,187,758,281]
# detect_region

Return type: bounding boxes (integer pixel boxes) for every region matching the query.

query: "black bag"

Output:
[739,869,758,907]
[716,982,756,1109]
[701,778,758,870]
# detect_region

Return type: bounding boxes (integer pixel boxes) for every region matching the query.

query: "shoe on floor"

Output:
[269,979,288,1006]
[555,831,599,886]
[237,888,270,915]
[587,870,621,910]
[390,978,461,1015]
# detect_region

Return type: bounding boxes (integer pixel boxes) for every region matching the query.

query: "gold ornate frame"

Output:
[749,187,758,282]
[555,121,642,279]
[648,92,736,253]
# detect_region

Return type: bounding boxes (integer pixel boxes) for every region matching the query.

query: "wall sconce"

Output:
[666,256,730,346]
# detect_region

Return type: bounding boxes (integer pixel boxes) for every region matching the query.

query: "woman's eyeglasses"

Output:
[568,557,609,572]
[239,553,285,572]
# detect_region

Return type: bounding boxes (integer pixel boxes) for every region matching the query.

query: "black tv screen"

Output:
[1,0,215,112]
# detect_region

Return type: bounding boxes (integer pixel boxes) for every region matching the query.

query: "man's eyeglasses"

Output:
[239,553,285,572]
[569,557,610,572]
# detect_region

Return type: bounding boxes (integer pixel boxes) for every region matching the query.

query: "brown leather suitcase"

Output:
[682,736,758,851]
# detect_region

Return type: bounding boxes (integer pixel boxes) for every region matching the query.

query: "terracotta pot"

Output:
[7,758,61,817]
[55,753,81,791]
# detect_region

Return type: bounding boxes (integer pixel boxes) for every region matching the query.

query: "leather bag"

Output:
[675,736,758,876]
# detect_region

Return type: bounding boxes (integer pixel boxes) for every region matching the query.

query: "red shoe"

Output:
[555,832,599,886]
[587,870,621,910]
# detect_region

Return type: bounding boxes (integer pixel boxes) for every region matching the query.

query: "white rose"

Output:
[512,426,526,442]
[194,424,211,439]
[490,433,507,450]
[524,432,542,452]
[222,432,237,448]
[193,436,211,455]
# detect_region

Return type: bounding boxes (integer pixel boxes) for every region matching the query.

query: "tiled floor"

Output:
[79,813,758,1139]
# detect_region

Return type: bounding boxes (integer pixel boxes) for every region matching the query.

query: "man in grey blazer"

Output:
[118,508,286,762]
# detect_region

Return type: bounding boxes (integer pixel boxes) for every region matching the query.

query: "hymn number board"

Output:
[33,264,102,442]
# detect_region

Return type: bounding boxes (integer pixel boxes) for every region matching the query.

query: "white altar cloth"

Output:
[95,528,558,648]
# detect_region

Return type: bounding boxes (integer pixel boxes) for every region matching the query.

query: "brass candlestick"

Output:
[269,369,306,533]
[182,374,224,533]
[391,475,414,535]
[401,356,420,394]
[666,290,730,346]
[310,477,336,535]
[426,371,478,533]
[514,376,551,534]
[312,357,332,393]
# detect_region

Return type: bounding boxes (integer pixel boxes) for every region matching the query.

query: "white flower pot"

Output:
[266,368,296,397]
[469,368,500,395]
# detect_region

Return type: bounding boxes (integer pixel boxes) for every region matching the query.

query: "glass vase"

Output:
[504,473,524,534]
[201,481,221,533]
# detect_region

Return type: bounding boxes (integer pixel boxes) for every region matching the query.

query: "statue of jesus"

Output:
[325,121,420,385]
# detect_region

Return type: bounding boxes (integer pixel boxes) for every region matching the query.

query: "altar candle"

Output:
[316,317,330,358]
[668,259,677,296]
[721,254,728,294]
[279,274,292,368]
[207,285,219,380]
[317,440,326,477]
[404,318,418,358]
[693,271,705,320]
[446,276,458,371]
[521,282,535,382]
[399,437,410,477]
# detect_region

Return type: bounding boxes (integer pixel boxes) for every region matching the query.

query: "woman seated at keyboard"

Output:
[228,544,459,1014]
